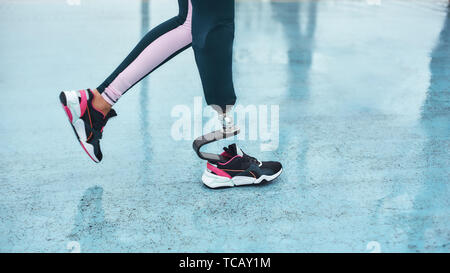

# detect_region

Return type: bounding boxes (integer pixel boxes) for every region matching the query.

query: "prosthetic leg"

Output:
[191,0,240,164]
[192,113,240,163]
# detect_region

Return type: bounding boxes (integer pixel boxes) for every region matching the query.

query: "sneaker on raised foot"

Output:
[59,89,116,163]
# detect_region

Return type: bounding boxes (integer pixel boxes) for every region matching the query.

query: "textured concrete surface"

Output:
[0,0,449,252]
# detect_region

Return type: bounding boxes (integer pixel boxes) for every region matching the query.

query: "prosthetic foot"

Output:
[192,113,282,188]
[192,114,240,164]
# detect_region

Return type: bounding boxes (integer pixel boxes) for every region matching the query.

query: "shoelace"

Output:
[223,146,262,166]
[243,153,261,165]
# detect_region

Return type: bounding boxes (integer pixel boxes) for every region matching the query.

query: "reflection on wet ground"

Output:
[0,0,448,252]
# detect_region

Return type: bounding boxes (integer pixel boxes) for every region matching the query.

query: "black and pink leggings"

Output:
[97,0,236,111]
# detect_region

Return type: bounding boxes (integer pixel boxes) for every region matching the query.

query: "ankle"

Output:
[91,89,112,116]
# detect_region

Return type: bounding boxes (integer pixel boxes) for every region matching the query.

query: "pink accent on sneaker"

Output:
[79,89,88,116]
[102,0,193,104]
[63,105,73,122]
[207,163,231,179]
[218,155,242,166]
[221,151,233,159]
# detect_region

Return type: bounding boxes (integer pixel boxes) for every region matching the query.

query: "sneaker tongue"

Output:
[224,143,243,157]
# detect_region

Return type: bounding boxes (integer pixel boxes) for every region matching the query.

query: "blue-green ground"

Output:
[0,0,449,252]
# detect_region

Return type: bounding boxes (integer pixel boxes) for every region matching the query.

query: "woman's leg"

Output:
[97,0,193,107]
[191,0,237,113]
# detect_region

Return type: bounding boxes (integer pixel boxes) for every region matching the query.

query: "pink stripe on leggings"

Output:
[102,0,193,105]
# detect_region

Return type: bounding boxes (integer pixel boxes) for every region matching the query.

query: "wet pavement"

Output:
[0,0,449,252]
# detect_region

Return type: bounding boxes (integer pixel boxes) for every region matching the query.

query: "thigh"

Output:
[190,0,235,47]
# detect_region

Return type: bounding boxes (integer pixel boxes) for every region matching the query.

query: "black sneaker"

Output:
[202,144,283,188]
[59,89,117,163]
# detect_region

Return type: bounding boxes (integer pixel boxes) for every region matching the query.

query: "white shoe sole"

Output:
[60,90,100,163]
[202,168,283,189]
